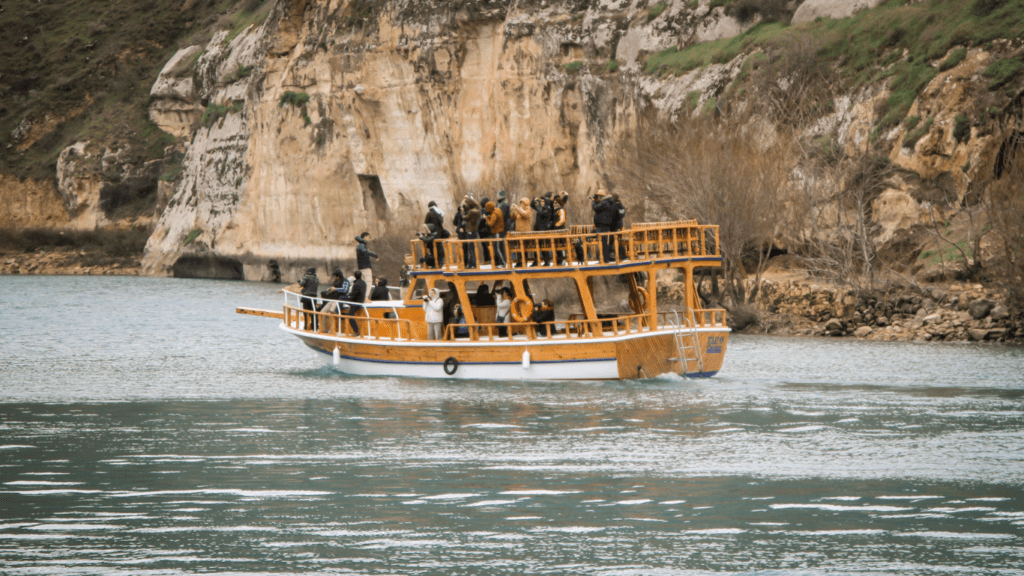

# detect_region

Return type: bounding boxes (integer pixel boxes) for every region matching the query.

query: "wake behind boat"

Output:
[238,220,729,380]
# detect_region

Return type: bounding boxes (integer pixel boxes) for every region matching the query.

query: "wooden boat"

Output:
[238,220,729,380]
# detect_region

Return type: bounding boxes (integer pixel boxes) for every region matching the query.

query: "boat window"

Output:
[520,277,584,319]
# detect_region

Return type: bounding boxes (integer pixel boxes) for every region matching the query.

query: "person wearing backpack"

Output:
[483,201,506,267]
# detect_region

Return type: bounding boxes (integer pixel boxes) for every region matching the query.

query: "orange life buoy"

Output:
[629,286,648,314]
[511,296,533,322]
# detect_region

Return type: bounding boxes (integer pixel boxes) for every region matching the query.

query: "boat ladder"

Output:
[668,309,704,377]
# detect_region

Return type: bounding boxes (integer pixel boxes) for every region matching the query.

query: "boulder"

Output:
[967,328,989,341]
[853,326,873,338]
[968,298,996,320]
[825,318,845,336]
[990,304,1010,321]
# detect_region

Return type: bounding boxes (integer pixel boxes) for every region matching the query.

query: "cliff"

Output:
[2,0,1022,300]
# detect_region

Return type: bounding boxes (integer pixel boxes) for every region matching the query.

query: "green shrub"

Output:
[224,65,253,84]
[939,47,968,71]
[685,91,701,111]
[563,60,584,72]
[648,2,667,21]
[983,58,1024,90]
[183,229,202,246]
[606,59,620,73]
[953,113,971,143]
[279,91,310,108]
[200,102,243,128]
[903,115,921,131]
[902,116,933,148]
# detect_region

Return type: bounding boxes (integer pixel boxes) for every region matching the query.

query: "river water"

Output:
[1,275,1022,575]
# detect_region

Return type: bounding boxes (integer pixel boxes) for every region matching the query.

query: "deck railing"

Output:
[409,220,720,272]
[283,291,727,341]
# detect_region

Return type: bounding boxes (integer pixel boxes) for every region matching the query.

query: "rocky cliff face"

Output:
[139,0,1023,284]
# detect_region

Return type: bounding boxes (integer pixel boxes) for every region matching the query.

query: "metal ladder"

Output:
[668,309,704,377]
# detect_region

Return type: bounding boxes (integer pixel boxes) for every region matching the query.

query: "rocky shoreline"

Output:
[748,277,1022,344]
[0,247,142,277]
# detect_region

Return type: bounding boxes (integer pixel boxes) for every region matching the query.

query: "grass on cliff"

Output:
[646,0,1024,130]
[0,0,268,181]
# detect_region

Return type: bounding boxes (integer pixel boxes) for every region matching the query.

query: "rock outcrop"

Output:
[137,0,1024,287]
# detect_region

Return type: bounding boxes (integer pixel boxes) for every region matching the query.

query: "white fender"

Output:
[333,346,341,366]
[522,350,530,369]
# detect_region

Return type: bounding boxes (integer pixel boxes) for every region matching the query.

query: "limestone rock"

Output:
[990,304,1009,321]
[968,298,996,320]
[791,0,885,25]
[853,326,873,338]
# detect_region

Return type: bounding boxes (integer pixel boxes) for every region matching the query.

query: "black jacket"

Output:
[592,197,617,228]
[299,271,319,296]
[533,198,553,231]
[347,279,367,304]
[355,237,378,270]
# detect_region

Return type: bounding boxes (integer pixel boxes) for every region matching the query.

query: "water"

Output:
[1,275,1022,575]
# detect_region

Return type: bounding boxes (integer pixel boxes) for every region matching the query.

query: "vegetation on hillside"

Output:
[0,0,268,181]
[646,0,1024,137]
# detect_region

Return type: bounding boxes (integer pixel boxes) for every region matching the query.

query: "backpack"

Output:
[478,216,491,238]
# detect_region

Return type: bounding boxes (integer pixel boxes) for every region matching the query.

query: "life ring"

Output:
[511,296,533,322]
[443,356,459,375]
[629,287,648,314]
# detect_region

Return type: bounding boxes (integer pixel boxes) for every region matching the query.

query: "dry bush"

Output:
[789,152,895,294]
[985,134,1024,306]
[608,109,796,307]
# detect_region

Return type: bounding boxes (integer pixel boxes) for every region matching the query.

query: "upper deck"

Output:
[408,220,721,277]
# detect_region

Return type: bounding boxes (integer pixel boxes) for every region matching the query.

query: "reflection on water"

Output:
[1,276,1022,575]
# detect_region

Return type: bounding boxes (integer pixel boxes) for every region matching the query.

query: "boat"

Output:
[237,220,729,380]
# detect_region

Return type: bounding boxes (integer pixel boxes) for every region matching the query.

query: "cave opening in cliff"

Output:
[358,174,389,221]
[994,131,1024,179]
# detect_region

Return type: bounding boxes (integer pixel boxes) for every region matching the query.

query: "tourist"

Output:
[370,276,390,301]
[510,197,534,266]
[346,270,367,336]
[552,193,568,265]
[610,193,627,259]
[591,189,616,263]
[484,201,506,267]
[319,268,350,315]
[424,200,444,233]
[474,283,495,306]
[299,266,319,331]
[460,196,481,268]
[452,304,469,339]
[534,298,555,337]
[495,287,512,338]
[423,288,444,340]
[355,232,378,296]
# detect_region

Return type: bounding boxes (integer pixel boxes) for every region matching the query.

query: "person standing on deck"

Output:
[299,267,319,331]
[510,197,535,267]
[423,288,444,340]
[552,194,568,265]
[591,190,617,263]
[424,200,444,233]
[610,193,627,260]
[355,232,378,297]
[460,197,481,269]
[484,201,506,267]
[346,270,367,336]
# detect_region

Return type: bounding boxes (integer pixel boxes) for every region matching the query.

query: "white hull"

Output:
[313,346,620,380]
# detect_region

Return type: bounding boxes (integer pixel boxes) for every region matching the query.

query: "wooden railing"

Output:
[283,289,728,341]
[409,221,721,272]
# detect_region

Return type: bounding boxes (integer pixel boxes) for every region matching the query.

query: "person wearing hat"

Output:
[299,266,319,331]
[355,232,378,298]
[345,270,367,336]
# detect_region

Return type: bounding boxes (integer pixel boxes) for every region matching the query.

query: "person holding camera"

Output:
[423,288,444,340]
